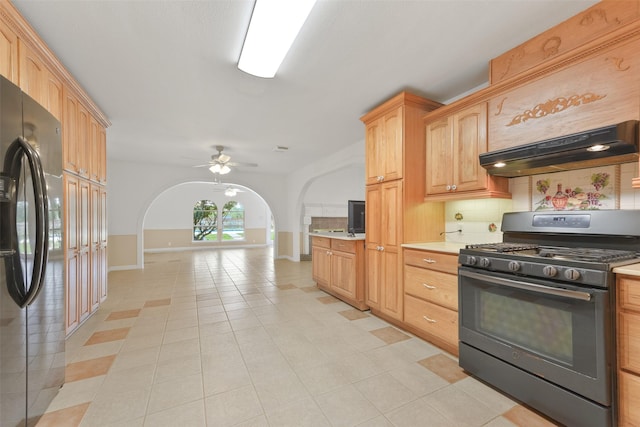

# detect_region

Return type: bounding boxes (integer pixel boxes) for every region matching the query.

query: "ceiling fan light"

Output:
[209,164,221,174]
[225,188,237,197]
[219,165,231,175]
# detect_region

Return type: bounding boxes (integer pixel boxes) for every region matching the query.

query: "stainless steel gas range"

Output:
[458,210,640,427]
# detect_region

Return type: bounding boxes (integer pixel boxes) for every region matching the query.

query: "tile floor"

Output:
[37,248,560,427]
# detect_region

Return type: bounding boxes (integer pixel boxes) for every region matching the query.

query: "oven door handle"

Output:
[459,269,592,302]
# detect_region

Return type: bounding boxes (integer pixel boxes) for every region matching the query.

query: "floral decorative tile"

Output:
[532,166,616,211]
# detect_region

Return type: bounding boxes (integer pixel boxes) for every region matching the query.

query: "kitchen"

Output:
[2,0,640,426]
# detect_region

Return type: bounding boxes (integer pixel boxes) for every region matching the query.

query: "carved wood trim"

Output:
[505,92,607,126]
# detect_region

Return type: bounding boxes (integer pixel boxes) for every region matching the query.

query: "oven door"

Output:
[459,266,613,405]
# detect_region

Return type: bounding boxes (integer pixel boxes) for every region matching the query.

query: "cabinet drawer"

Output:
[404,249,458,274]
[312,236,331,249]
[619,310,640,375]
[331,239,356,254]
[618,370,640,427]
[404,294,458,349]
[619,276,640,313]
[404,265,457,311]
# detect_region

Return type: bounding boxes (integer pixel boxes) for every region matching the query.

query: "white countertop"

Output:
[309,232,366,241]
[613,262,640,277]
[401,242,467,254]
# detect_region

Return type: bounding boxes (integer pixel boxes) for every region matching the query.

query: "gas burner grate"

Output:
[465,242,540,253]
[539,247,638,263]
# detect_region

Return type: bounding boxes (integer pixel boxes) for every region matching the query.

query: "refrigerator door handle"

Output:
[2,136,49,307]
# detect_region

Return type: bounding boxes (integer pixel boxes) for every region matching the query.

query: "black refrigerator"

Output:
[0,75,65,426]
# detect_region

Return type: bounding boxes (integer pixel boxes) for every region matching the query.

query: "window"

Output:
[193,200,218,241]
[193,200,245,242]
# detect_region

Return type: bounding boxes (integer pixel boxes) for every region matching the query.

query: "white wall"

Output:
[145,182,269,230]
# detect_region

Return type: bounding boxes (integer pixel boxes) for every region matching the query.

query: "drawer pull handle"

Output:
[423,258,436,263]
[423,316,437,323]
[422,283,436,290]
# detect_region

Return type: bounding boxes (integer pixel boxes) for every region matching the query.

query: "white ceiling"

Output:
[13,0,598,175]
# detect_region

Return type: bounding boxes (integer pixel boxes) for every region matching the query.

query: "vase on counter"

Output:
[551,183,568,209]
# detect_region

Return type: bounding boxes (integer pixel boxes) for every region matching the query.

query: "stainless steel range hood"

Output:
[480,121,639,177]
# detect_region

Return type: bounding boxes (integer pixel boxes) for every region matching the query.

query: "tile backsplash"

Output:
[444,162,640,244]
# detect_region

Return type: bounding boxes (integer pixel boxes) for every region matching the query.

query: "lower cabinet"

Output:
[617,274,640,426]
[64,172,108,336]
[311,235,367,310]
[403,248,459,356]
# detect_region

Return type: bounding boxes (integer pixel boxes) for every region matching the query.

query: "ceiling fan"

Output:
[193,145,258,174]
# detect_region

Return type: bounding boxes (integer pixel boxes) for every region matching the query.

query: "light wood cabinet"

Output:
[361,92,445,325]
[425,103,510,201]
[311,235,366,310]
[0,19,18,85]
[365,181,403,320]
[64,174,79,333]
[616,274,640,426]
[365,106,403,185]
[403,248,459,355]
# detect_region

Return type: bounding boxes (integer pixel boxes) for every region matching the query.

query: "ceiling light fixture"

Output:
[209,164,231,175]
[225,187,238,197]
[238,0,317,78]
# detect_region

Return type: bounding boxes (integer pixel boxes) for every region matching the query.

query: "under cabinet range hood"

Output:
[480,120,639,177]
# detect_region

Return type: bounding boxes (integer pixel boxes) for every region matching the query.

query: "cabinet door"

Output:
[365,119,383,185]
[78,179,91,321]
[381,106,403,182]
[365,185,382,308]
[89,117,100,182]
[331,250,356,300]
[62,87,79,173]
[453,103,488,192]
[425,117,452,195]
[64,174,79,334]
[98,125,107,184]
[312,245,331,289]
[45,71,63,120]
[380,181,403,320]
[18,41,46,106]
[0,20,19,84]
[77,103,90,178]
[89,184,100,311]
[98,246,107,302]
[619,371,640,427]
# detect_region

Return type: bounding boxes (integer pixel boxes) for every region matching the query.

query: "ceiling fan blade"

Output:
[227,161,258,167]
[192,163,214,168]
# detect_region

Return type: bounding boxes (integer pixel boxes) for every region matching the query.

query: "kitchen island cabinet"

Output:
[311,234,367,310]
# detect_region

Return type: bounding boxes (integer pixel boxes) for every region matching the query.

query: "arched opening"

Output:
[139,181,275,264]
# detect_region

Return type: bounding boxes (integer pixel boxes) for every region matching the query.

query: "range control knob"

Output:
[508,261,521,272]
[564,269,581,281]
[466,256,477,266]
[480,258,491,268]
[542,266,558,277]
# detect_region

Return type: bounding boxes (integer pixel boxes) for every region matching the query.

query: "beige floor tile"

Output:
[338,308,370,321]
[202,360,251,396]
[142,399,206,427]
[80,387,150,426]
[265,396,331,426]
[422,385,497,426]
[157,337,200,363]
[385,398,452,427]
[387,361,449,396]
[294,360,351,396]
[147,373,203,414]
[454,376,518,415]
[203,384,263,426]
[315,384,381,427]
[110,346,160,372]
[154,354,202,384]
[354,372,418,413]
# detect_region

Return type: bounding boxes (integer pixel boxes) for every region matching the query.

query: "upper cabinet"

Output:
[425,103,510,201]
[365,106,403,184]
[0,19,18,85]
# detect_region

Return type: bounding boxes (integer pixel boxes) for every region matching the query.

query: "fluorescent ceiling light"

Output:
[238,0,317,78]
